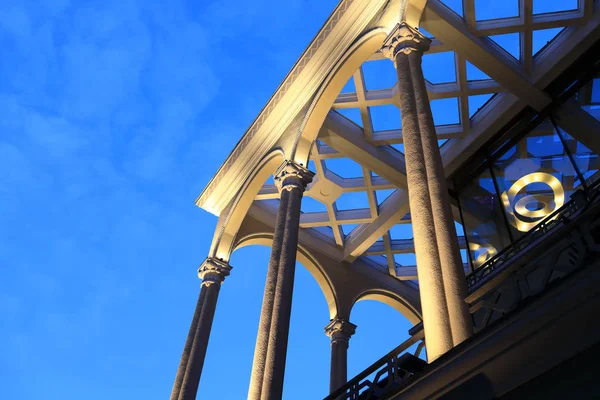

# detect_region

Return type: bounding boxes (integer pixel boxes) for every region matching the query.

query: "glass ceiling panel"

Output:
[391,143,404,154]
[337,108,363,127]
[340,76,356,94]
[325,157,364,179]
[489,33,520,61]
[468,93,494,117]
[422,52,456,84]
[474,0,519,21]
[466,61,491,81]
[370,105,401,131]
[389,223,413,240]
[341,223,359,237]
[335,191,370,211]
[533,28,564,56]
[440,0,463,17]
[533,0,578,15]
[394,253,417,266]
[375,189,395,206]
[431,98,460,125]
[362,59,397,91]
[302,196,328,213]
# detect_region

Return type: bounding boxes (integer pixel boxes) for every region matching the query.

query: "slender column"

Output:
[382,23,472,361]
[249,161,314,400]
[170,289,206,400]
[325,318,356,393]
[175,257,231,400]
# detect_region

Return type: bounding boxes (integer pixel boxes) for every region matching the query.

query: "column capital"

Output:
[274,160,315,192]
[325,318,357,344]
[197,257,232,286]
[381,22,431,61]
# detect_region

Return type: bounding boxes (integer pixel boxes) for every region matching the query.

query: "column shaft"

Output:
[170,258,231,400]
[330,341,349,392]
[395,51,453,360]
[325,318,356,393]
[170,290,205,400]
[248,189,291,400]
[383,23,472,361]
[248,161,313,400]
[408,51,472,345]
[260,185,303,399]
[179,282,221,400]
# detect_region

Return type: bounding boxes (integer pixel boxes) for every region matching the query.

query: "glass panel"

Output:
[362,60,397,91]
[458,168,512,269]
[555,126,600,187]
[491,120,578,239]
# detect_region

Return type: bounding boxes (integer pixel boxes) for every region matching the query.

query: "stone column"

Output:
[248,161,314,400]
[325,318,356,393]
[382,22,472,361]
[171,257,231,400]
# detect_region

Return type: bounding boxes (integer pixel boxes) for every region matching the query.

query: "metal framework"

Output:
[245,0,600,280]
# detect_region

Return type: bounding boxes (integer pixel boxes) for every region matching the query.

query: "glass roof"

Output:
[252,0,597,280]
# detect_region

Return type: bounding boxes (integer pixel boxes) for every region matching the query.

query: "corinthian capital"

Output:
[198,257,232,286]
[325,318,357,344]
[274,160,315,192]
[381,22,431,60]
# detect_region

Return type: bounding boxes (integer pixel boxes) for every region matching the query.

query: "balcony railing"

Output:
[324,328,425,400]
[466,179,600,288]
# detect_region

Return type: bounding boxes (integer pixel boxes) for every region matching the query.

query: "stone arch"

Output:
[234,231,339,320]
[292,27,389,166]
[351,289,422,325]
[208,150,285,262]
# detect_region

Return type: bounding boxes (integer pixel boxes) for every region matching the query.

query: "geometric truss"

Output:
[253,0,599,280]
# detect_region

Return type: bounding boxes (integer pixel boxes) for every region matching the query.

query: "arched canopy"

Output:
[209,150,284,262]
[234,231,339,320]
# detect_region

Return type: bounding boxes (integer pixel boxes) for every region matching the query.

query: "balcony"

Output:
[326,179,600,400]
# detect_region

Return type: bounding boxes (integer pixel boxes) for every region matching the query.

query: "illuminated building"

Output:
[170,1,600,398]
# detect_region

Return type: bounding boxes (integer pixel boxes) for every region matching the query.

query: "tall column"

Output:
[382,23,472,361]
[249,161,314,400]
[325,318,356,393]
[171,257,231,400]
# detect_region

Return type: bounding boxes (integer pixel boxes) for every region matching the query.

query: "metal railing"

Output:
[466,179,600,288]
[326,180,600,400]
[324,329,425,400]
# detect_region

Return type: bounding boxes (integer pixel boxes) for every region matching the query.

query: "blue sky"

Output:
[0,0,576,398]
[0,0,414,399]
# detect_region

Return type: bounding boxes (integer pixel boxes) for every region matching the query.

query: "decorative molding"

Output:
[274,160,315,192]
[325,318,357,343]
[381,22,431,60]
[197,257,232,286]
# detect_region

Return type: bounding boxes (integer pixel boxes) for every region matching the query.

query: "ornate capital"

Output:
[325,318,357,344]
[198,257,232,286]
[274,160,315,192]
[381,22,431,61]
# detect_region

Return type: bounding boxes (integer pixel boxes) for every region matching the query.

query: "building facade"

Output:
[170,0,600,398]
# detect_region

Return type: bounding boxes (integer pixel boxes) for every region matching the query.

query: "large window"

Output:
[455,115,599,272]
